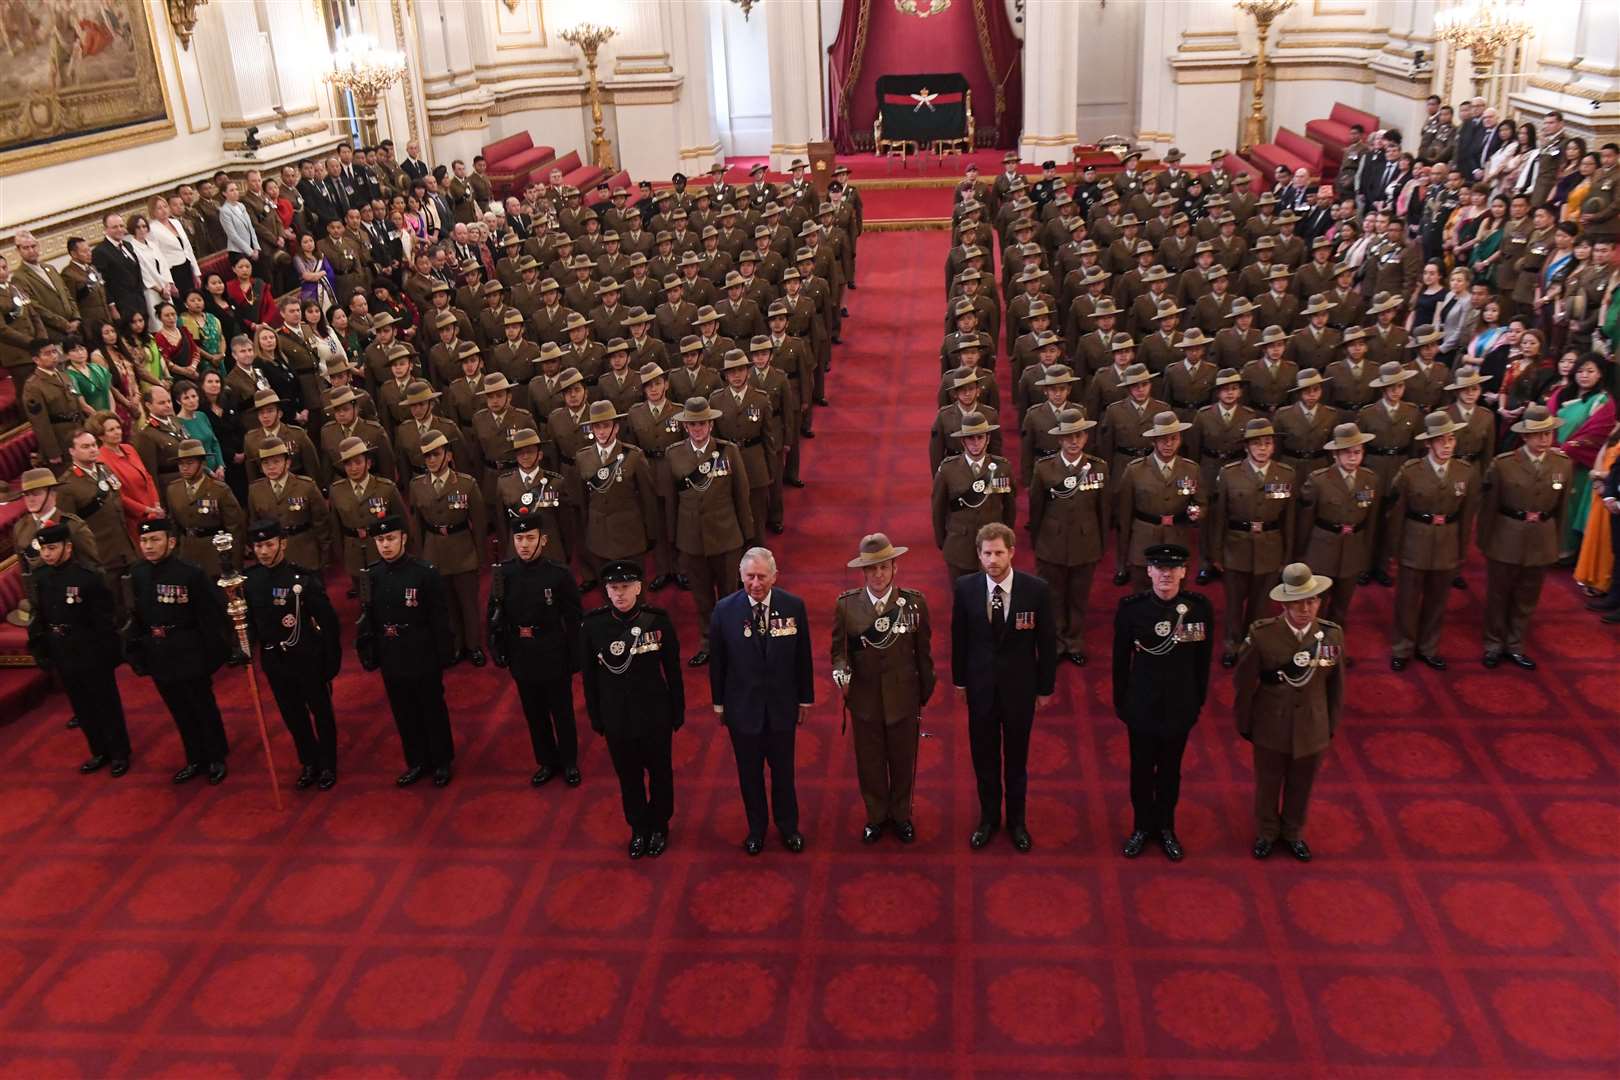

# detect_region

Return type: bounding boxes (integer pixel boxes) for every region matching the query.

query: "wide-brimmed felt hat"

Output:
[1367,291,1403,314]
[477,373,516,395]
[509,426,543,452]
[1415,411,1465,440]
[337,435,374,462]
[1152,298,1183,319]
[1258,325,1289,346]
[370,312,398,330]
[1340,325,1370,344]
[1445,366,1491,391]
[1036,365,1079,387]
[947,369,984,392]
[1024,300,1053,320]
[1323,422,1374,450]
[251,388,282,410]
[720,349,751,371]
[502,309,526,327]
[1369,361,1414,387]
[638,362,667,383]
[1270,562,1333,602]
[622,307,655,327]
[481,280,505,296]
[1090,298,1120,317]
[1407,325,1444,347]
[553,367,586,392]
[401,380,440,405]
[537,341,566,363]
[18,467,58,492]
[419,430,450,455]
[325,387,360,411]
[258,437,291,460]
[847,532,910,568]
[693,305,721,324]
[1299,293,1334,316]
[1117,362,1155,387]
[1143,410,1192,437]
[675,397,723,423]
[1241,418,1276,440]
[456,340,482,361]
[749,335,774,353]
[1214,367,1244,387]
[595,277,623,295]
[1511,403,1561,434]
[583,400,625,424]
[433,311,458,330]
[1048,408,1096,436]
[1228,298,1258,318]
[604,337,631,356]
[1176,328,1213,349]
[1140,265,1171,284]
[950,412,997,438]
[1292,368,1327,392]
[1111,333,1138,353]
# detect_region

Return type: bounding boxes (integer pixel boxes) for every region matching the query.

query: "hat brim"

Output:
[1269,575,1333,602]
[676,407,724,422]
[1323,432,1375,450]
[847,545,909,568]
[1510,417,1561,434]
[1143,420,1193,437]
[1415,421,1466,440]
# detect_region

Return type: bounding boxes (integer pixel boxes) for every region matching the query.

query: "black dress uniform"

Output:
[27,527,131,774]
[125,520,232,783]
[488,511,584,786]
[356,517,457,785]
[1110,544,1214,860]
[582,561,685,858]
[243,521,343,789]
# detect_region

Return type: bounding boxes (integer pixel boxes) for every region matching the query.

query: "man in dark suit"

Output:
[1455,98,1487,180]
[90,213,146,325]
[299,160,344,230]
[709,546,816,854]
[951,521,1057,852]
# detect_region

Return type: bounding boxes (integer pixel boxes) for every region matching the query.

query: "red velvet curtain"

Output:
[827,0,1023,153]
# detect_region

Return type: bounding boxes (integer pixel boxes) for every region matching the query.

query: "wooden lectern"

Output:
[808,140,837,195]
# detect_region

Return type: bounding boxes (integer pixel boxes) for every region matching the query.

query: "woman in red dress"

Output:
[224,253,279,331]
[91,411,163,543]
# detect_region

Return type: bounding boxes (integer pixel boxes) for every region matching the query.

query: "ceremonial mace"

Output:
[214,533,283,810]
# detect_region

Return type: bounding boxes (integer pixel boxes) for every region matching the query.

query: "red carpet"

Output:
[2,231,1618,1078]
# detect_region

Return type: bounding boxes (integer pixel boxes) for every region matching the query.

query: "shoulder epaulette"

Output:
[1122,589,1153,604]
[838,587,860,599]
[1251,616,1279,631]
[584,604,612,619]
[1317,618,1342,631]
[1494,450,1515,461]
[1549,447,1568,457]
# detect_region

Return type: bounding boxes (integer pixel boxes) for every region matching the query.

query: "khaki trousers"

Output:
[851,713,920,826]
[1253,746,1322,842]
[1392,565,1452,659]
[682,547,741,650]
[1036,558,1097,654]
[1483,558,1546,656]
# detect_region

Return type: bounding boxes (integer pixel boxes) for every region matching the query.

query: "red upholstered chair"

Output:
[486,133,557,197]
[526,149,584,193]
[1306,103,1380,164]
[1220,152,1262,195]
[1248,128,1326,185]
[0,561,31,666]
[0,427,39,485]
[583,171,633,207]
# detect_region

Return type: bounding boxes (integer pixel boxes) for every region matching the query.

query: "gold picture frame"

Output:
[0,0,175,177]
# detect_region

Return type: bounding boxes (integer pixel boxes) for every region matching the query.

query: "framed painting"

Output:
[0,0,174,176]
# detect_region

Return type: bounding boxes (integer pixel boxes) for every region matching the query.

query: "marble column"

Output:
[1018,1,1077,163]
[764,0,825,171]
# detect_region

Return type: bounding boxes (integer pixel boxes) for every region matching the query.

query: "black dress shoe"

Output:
[676,574,691,590]
[1112,569,1130,586]
[1507,652,1536,670]
[531,765,554,786]
[647,831,667,857]
[1252,837,1274,859]
[109,759,130,778]
[318,770,337,790]
[79,755,108,774]
[564,765,582,786]
[1482,653,1501,669]
[1371,568,1394,587]
[1286,838,1312,862]
[1159,830,1185,862]
[1604,609,1620,624]
[1356,571,1371,586]
[1122,830,1149,858]
[969,822,999,849]
[1451,575,1468,590]
[1065,651,1088,666]
[396,766,425,787]
[1417,653,1447,671]
[207,761,228,785]
[650,574,673,591]
[1221,652,1237,668]
[1390,656,1408,671]
[688,650,710,667]
[432,767,452,787]
[800,429,816,440]
[767,522,785,535]
[895,821,915,843]
[1010,826,1033,852]
[814,397,830,407]
[295,766,317,789]
[784,477,806,488]
[66,716,81,729]
[1195,567,1218,585]
[744,836,764,855]
[861,823,884,844]
[840,306,850,318]
[629,833,648,860]
[468,648,486,667]
[1585,597,1620,612]
[782,832,805,853]
[173,763,201,784]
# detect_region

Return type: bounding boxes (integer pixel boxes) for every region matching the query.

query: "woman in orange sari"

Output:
[1575,420,1620,600]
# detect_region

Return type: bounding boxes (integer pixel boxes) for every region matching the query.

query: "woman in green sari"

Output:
[180,288,226,378]
[62,335,113,413]
[1465,194,1508,288]
[1553,355,1615,559]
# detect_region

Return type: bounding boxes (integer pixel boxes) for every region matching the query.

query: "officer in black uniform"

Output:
[27,522,132,777]
[125,517,232,784]
[488,507,584,787]
[355,514,457,787]
[581,559,685,860]
[1110,543,1214,861]
[243,519,343,791]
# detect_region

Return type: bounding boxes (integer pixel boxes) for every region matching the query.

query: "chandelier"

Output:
[1233,0,1294,22]
[1434,0,1533,69]
[325,34,408,144]
[730,0,758,19]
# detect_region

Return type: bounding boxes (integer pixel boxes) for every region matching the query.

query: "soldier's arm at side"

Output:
[1475,458,1500,553]
[1192,595,1215,710]
[580,616,603,732]
[931,470,949,549]
[306,571,343,679]
[912,592,936,705]
[707,599,729,715]
[949,578,969,689]
[1294,472,1319,560]
[1034,578,1058,697]
[1325,627,1346,737]
[1232,632,1259,739]
[425,567,455,667]
[311,488,335,566]
[729,447,755,540]
[792,595,815,708]
[828,595,850,681]
[1110,601,1133,722]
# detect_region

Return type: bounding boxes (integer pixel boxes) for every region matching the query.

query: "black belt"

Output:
[77,491,108,520]
[1200,447,1244,460]
[187,524,224,538]
[1315,518,1367,534]
[1406,510,1458,525]
[430,521,470,535]
[1226,518,1282,533]
[1168,398,1206,411]
[1136,510,1191,526]
[644,447,666,459]
[740,435,764,448]
[1114,446,1152,458]
[283,522,312,536]
[1499,507,1553,522]
[1369,446,1409,456]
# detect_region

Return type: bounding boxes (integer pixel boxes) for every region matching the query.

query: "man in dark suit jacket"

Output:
[951,521,1057,852]
[709,546,815,854]
[90,213,147,325]
[1455,100,1487,180]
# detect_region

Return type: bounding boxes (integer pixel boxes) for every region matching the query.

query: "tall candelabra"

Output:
[213,534,283,810]
[1235,0,1295,153]
[326,34,408,146]
[561,23,618,171]
[1434,0,1533,104]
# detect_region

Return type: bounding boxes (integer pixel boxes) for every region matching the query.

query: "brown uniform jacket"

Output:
[928,404,1003,475]
[1234,616,1345,757]
[247,474,332,570]
[1445,403,1497,467]
[1357,400,1422,488]
[1296,464,1382,577]
[1212,460,1296,572]
[1476,448,1573,567]
[574,441,659,558]
[23,367,86,463]
[320,418,397,485]
[13,262,80,333]
[1117,454,1205,566]
[165,475,245,576]
[830,586,936,722]
[243,425,322,487]
[396,416,470,478]
[1272,403,1340,475]
[666,439,753,554]
[1241,357,1299,413]
[134,417,187,495]
[1163,360,1219,419]
[61,261,111,331]
[1385,456,1481,570]
[410,469,487,575]
[1324,358,1378,412]
[1286,326,1341,370]
[931,454,1015,568]
[709,386,777,487]
[54,463,135,568]
[1029,452,1110,566]
[330,474,411,575]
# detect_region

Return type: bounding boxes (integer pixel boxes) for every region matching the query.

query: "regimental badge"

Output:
[1063,475,1078,490]
[1293,650,1312,668]
[596,467,610,481]
[521,491,535,506]
[1154,620,1172,636]
[874,616,891,633]
[282,614,297,628]
[97,479,110,492]
[971,479,987,494]
[698,460,712,475]
[404,588,418,607]
[610,640,626,656]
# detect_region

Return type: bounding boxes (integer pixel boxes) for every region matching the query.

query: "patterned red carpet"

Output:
[1,231,1617,1079]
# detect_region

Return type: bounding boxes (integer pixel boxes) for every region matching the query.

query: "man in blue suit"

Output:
[951,521,1057,852]
[710,546,816,854]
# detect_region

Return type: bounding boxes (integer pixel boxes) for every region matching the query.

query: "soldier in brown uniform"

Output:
[319,387,395,485]
[1095,363,1166,497]
[490,311,540,410]
[1241,326,1299,414]
[931,413,1016,583]
[1363,292,1409,367]
[1187,370,1257,583]
[624,364,683,588]
[246,439,332,571]
[471,373,537,510]
[1324,325,1378,412]
[1234,563,1346,862]
[1271,368,1339,477]
[595,339,643,415]
[8,469,99,602]
[55,431,136,587]
[1295,423,1381,627]
[1477,405,1573,670]
[666,397,754,664]
[20,339,86,469]
[1443,366,1496,472]
[134,386,187,503]
[668,336,722,403]
[1402,326,1451,413]
[830,534,935,844]
[409,430,488,665]
[166,441,246,578]
[242,389,323,486]
[1213,297,1262,372]
[1116,412,1206,591]
[746,336,798,532]
[494,428,569,562]
[1161,329,1219,422]
[1386,412,1482,670]
[574,400,660,584]
[395,380,469,479]
[328,435,411,589]
[1285,295,1342,371]
[524,343,572,426]
[1358,362,1422,584]
[929,372,1002,475]
[1018,366,1078,480]
[1212,419,1297,663]
[709,350,778,546]
[1028,410,1110,663]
